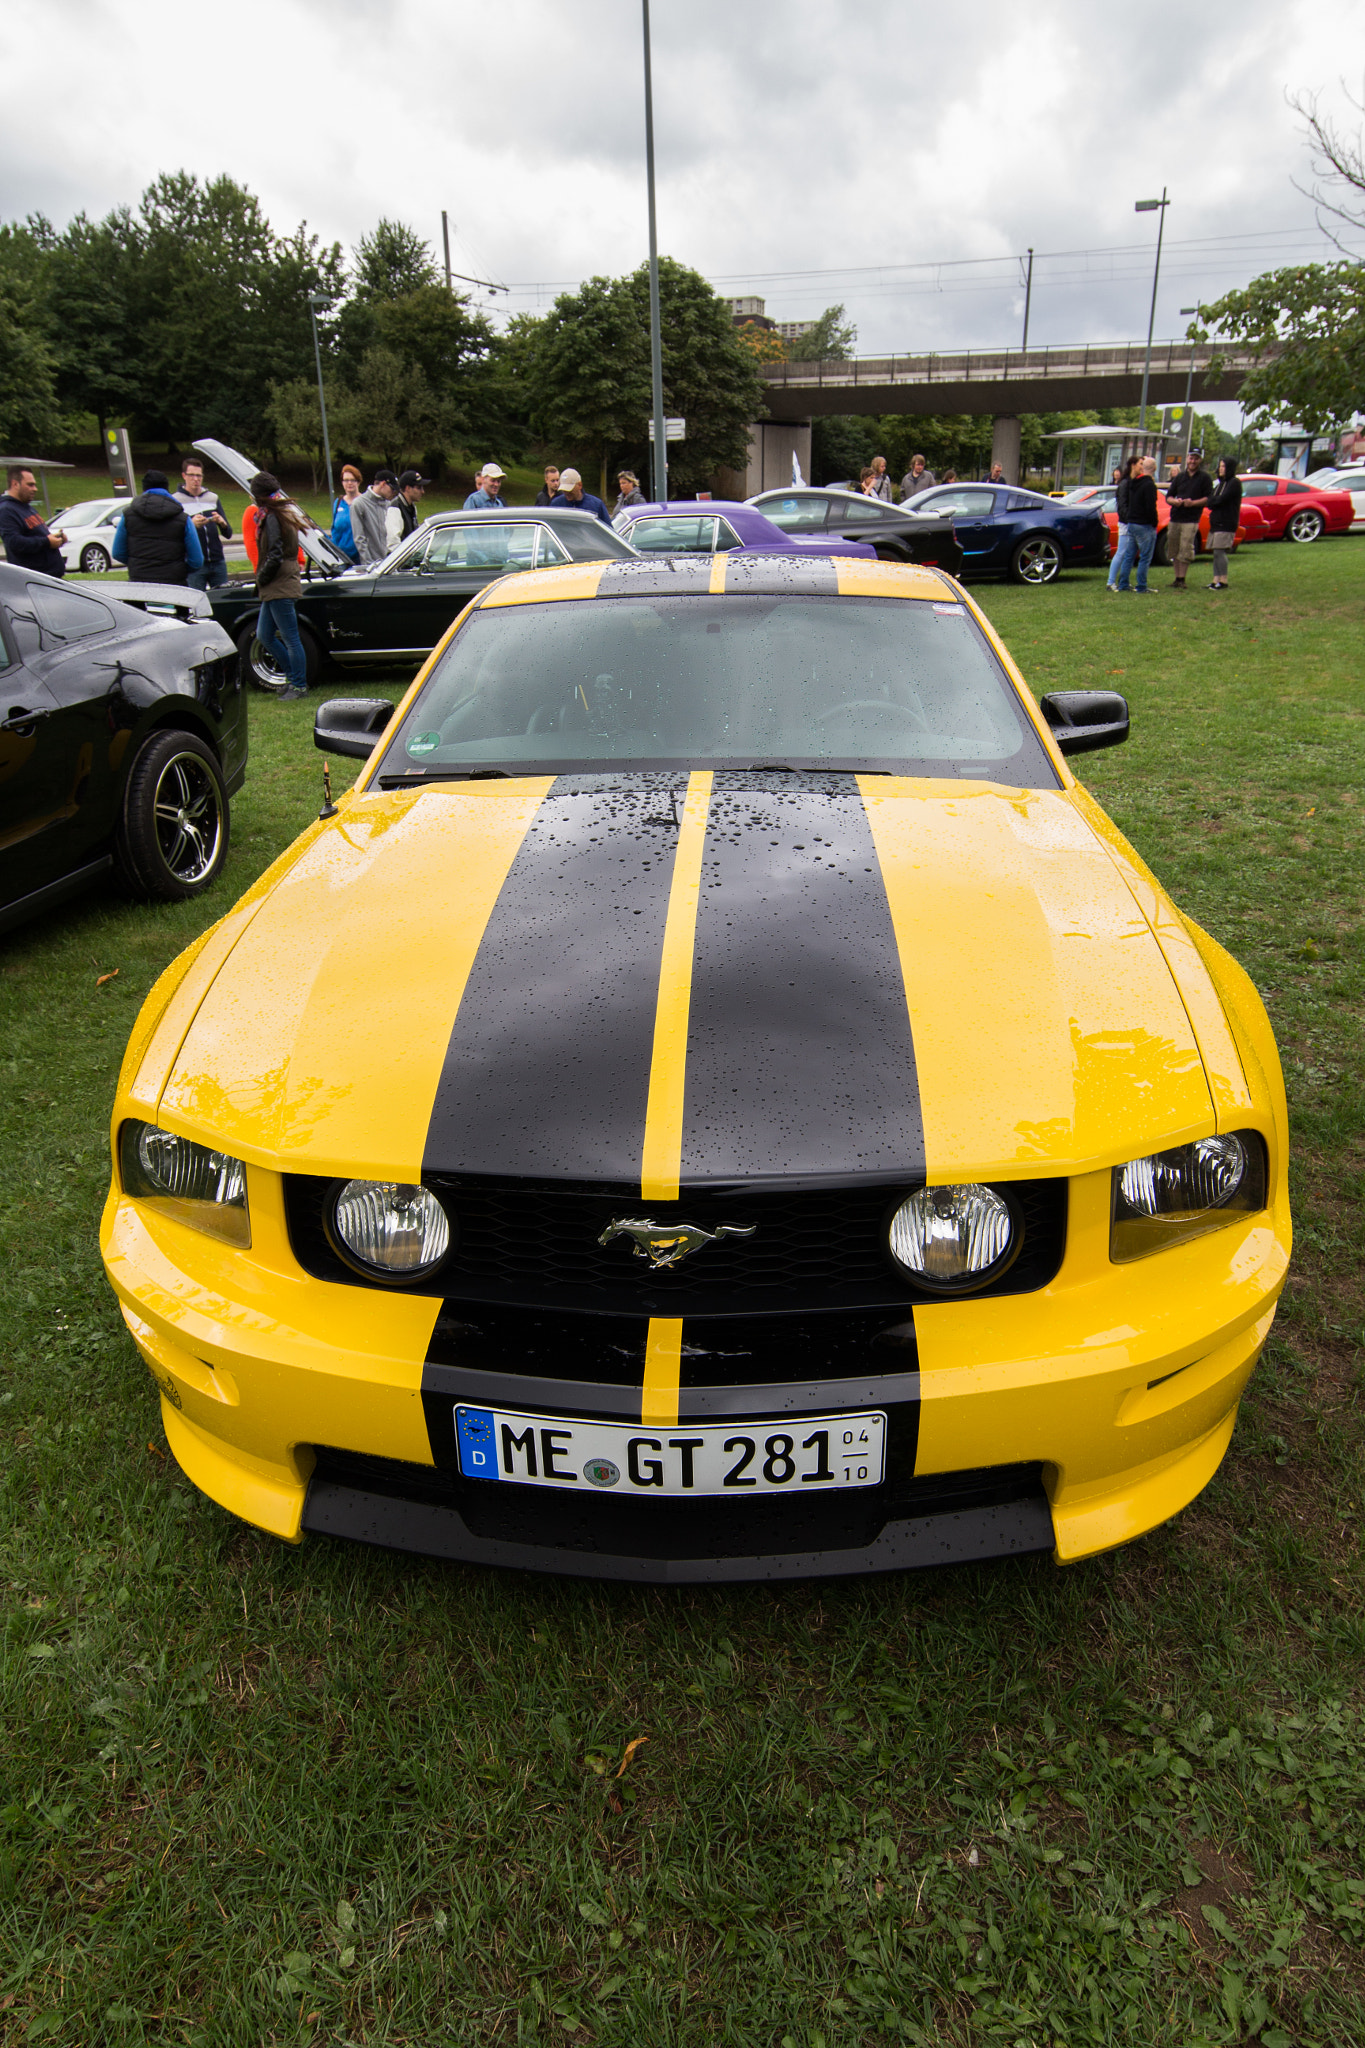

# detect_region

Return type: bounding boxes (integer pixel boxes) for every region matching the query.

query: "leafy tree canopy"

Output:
[352,220,439,303]
[790,304,857,363]
[1192,263,1365,433]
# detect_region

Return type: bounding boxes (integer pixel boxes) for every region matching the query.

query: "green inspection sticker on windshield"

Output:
[407,731,441,756]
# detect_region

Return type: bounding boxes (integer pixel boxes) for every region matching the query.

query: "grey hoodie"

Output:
[350,487,391,564]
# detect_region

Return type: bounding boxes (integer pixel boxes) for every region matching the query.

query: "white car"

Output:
[1305,466,1365,529]
[48,496,130,573]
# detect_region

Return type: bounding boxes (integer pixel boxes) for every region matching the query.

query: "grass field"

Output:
[2,541,1363,2046]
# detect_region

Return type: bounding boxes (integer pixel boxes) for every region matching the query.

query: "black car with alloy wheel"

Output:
[191,439,639,694]
[0,563,244,934]
[750,484,1108,585]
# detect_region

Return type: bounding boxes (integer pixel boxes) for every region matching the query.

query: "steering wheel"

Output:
[814,698,930,734]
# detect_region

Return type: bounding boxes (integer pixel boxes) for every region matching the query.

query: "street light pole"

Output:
[1021,247,1034,352]
[641,0,667,504]
[1135,189,1169,432]
[307,292,335,505]
[1179,307,1199,411]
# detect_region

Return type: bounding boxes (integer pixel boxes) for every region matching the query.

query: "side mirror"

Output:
[313,697,394,758]
[1040,689,1129,756]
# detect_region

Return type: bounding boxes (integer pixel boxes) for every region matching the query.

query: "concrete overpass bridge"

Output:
[738,337,1267,493]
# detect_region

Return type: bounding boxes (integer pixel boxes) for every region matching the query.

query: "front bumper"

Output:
[100,1158,1288,1582]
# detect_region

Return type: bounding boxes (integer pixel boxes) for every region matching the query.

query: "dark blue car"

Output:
[751,484,1106,586]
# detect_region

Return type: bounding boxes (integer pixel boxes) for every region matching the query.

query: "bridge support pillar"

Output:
[727,419,812,498]
[991,415,1021,485]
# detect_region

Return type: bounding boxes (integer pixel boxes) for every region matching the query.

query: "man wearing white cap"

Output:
[464,463,507,510]
[551,468,612,526]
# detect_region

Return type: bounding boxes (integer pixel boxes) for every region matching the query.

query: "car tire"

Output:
[1010,534,1063,585]
[872,544,906,563]
[1286,508,1324,544]
[79,543,112,574]
[238,620,319,694]
[115,730,229,901]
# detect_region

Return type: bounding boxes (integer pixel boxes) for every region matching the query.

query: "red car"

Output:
[1237,474,1355,542]
[1063,485,1265,563]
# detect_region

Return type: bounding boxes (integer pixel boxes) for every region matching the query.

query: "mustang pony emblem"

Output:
[598,1217,757,1270]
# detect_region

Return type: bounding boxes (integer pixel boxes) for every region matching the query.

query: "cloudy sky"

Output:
[6,0,1361,376]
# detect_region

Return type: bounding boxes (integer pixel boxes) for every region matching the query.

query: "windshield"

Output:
[381,593,1057,783]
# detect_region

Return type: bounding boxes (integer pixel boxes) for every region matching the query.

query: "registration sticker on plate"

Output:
[454,1407,886,1497]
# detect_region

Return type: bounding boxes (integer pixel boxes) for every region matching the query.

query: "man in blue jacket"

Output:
[463,462,507,510]
[0,467,66,576]
[551,468,612,525]
[112,470,204,585]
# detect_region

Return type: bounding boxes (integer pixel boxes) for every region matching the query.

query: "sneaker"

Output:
[281,685,308,700]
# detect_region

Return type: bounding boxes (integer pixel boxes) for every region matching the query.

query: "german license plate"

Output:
[454,1407,886,1497]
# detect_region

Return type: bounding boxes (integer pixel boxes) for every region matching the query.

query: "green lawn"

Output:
[2,541,1363,2047]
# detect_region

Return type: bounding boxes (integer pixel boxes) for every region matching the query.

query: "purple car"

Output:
[612,499,877,561]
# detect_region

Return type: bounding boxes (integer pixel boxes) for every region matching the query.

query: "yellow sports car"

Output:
[100,553,1290,1581]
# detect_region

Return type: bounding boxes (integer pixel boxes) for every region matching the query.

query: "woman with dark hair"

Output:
[1207,455,1242,590]
[250,473,309,698]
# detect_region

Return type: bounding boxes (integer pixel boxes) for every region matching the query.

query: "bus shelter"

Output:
[1043,425,1168,494]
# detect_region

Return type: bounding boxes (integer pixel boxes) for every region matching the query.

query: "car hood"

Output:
[156,776,1219,1187]
[191,436,351,578]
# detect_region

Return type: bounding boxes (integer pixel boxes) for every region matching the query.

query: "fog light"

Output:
[331,1181,451,1278]
[888,1185,1013,1288]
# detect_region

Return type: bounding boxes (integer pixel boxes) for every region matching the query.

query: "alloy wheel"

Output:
[152,752,224,883]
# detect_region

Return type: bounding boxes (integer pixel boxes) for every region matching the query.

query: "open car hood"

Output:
[192,437,351,578]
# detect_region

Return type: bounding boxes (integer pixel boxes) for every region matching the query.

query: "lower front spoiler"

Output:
[302,1462,1055,1584]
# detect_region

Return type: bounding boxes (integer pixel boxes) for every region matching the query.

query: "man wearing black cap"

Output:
[111,470,205,585]
[393,470,429,544]
[350,470,398,565]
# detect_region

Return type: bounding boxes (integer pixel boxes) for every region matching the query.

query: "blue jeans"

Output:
[256,598,308,690]
[1107,524,1130,588]
[1114,525,1157,591]
[189,558,229,591]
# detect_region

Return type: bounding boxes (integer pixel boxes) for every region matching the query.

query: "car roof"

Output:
[476,553,955,610]
[422,505,615,526]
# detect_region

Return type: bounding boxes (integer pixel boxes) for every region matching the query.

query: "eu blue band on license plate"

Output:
[454,1406,886,1497]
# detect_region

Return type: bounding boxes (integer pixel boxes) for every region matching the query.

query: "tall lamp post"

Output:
[307,292,335,506]
[1179,307,1199,412]
[1135,190,1169,433]
[641,0,667,504]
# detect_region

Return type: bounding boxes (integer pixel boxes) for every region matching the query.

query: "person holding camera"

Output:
[175,458,233,590]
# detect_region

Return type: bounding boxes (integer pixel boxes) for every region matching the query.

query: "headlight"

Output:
[888,1184,1015,1290]
[119,1120,249,1246]
[1111,1131,1267,1261]
[329,1180,451,1281]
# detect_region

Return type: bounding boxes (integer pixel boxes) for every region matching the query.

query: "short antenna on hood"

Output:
[318,761,338,820]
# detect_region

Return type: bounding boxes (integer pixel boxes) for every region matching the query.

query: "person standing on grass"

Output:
[900,453,935,501]
[331,464,363,563]
[393,470,429,545]
[534,465,561,507]
[868,455,893,501]
[613,470,646,513]
[249,473,309,699]
[1206,456,1242,591]
[175,458,232,590]
[0,467,66,577]
[349,470,398,564]
[1166,447,1213,591]
[1107,456,1139,594]
[1114,457,1159,593]
[112,469,204,586]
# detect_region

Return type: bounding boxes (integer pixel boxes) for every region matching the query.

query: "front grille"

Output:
[284,1175,1067,1315]
[308,1443,1046,1563]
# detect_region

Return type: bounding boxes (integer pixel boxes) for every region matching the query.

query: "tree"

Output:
[352,220,439,303]
[790,304,857,363]
[1193,264,1365,432]
[531,260,765,493]
[263,375,356,493]
[736,320,786,365]
[0,223,62,446]
[348,346,449,470]
[1289,80,1365,247]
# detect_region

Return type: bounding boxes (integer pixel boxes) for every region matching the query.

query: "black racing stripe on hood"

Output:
[724,554,839,596]
[422,777,686,1180]
[678,775,924,1184]
[596,557,716,596]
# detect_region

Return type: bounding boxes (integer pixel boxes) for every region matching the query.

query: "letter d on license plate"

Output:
[455,1408,885,1496]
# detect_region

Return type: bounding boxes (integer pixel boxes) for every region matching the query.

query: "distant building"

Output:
[723,295,815,345]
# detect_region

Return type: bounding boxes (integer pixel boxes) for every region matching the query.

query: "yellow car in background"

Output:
[100,552,1290,1582]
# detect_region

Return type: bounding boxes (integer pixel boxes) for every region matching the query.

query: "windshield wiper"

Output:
[377,767,512,787]
[739,762,888,775]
